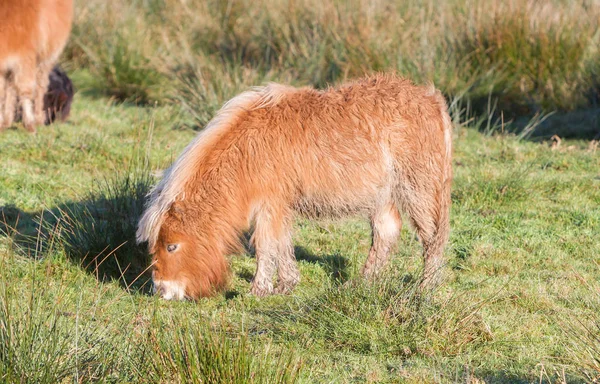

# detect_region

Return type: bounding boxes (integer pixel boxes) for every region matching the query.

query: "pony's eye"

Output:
[166,244,179,253]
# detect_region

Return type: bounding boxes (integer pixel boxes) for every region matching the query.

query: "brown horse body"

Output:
[0,0,73,132]
[137,74,453,300]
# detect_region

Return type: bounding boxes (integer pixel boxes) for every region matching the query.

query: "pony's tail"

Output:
[421,89,453,287]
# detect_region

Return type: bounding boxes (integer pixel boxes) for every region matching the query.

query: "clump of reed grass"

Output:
[561,273,600,381]
[64,0,599,129]
[54,170,153,289]
[137,316,302,383]
[262,272,493,360]
[0,258,120,382]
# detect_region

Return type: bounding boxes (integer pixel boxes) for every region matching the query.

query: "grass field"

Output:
[2,0,600,382]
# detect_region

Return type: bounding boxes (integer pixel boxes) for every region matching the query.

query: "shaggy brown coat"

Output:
[137,74,453,300]
[0,0,73,132]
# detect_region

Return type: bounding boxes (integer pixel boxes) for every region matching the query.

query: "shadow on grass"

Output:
[475,370,585,384]
[514,108,600,141]
[0,173,153,294]
[294,246,349,283]
[462,92,600,141]
[0,175,351,298]
[235,234,350,285]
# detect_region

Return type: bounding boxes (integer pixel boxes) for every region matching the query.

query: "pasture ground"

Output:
[0,75,599,383]
[1,0,600,381]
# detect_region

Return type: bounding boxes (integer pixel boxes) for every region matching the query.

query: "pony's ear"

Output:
[169,201,186,223]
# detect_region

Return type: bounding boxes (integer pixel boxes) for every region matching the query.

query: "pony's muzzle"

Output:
[153,279,187,301]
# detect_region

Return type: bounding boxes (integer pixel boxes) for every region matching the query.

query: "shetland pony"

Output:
[137,74,453,300]
[0,0,73,133]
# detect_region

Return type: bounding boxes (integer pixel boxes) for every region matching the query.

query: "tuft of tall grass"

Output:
[67,1,168,103]
[263,273,493,359]
[54,170,153,289]
[561,273,600,382]
[0,258,120,382]
[452,1,600,114]
[64,0,600,129]
[137,316,302,383]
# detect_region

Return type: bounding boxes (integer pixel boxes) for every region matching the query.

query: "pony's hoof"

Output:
[23,122,37,133]
[419,272,443,291]
[0,118,9,131]
[274,279,299,295]
[250,283,274,297]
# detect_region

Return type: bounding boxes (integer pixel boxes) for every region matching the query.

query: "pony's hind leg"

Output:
[419,211,450,289]
[3,78,17,129]
[361,201,402,279]
[0,73,6,130]
[14,59,38,133]
[274,230,300,294]
[397,178,449,288]
[35,61,53,125]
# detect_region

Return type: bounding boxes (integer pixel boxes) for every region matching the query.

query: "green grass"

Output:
[64,0,600,131]
[1,78,599,382]
[1,0,600,381]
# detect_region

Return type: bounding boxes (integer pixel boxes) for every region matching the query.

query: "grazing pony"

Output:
[137,74,453,300]
[0,0,73,132]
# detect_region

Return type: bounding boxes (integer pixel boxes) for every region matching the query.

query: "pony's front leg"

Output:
[250,207,280,297]
[250,238,277,297]
[34,61,54,125]
[274,230,299,294]
[251,206,298,296]
[250,241,277,297]
[14,58,38,132]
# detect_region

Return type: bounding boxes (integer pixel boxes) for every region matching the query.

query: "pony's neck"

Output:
[181,174,251,254]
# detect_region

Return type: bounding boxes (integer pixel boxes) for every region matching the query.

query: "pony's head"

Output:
[137,84,277,300]
[150,204,229,300]
[44,66,73,124]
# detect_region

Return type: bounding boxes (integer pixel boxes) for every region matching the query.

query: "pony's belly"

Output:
[292,186,384,219]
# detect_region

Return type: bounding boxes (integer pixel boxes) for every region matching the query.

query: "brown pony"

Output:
[137,74,453,300]
[0,0,73,133]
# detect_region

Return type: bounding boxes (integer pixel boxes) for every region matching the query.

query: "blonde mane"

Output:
[136,83,293,249]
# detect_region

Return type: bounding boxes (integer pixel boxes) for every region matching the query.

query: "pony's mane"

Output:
[136,83,294,249]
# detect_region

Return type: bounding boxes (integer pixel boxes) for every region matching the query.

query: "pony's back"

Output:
[0,0,38,57]
[0,0,72,59]
[213,75,450,220]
